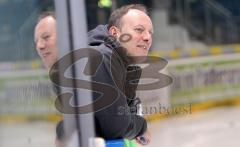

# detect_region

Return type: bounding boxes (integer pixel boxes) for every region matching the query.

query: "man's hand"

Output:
[135,130,151,145]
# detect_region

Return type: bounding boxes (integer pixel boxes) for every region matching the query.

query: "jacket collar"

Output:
[104,35,135,67]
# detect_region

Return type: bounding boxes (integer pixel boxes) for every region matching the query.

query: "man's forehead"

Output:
[36,16,55,31]
[121,9,153,28]
[35,17,55,33]
[124,9,149,19]
[34,16,55,41]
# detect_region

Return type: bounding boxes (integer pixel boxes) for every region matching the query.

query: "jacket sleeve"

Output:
[91,51,147,140]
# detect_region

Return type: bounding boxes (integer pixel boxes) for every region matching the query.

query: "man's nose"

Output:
[36,39,46,50]
[142,31,152,43]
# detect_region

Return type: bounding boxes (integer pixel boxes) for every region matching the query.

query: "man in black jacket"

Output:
[88,4,152,145]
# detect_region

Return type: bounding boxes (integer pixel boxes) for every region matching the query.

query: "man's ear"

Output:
[109,26,119,37]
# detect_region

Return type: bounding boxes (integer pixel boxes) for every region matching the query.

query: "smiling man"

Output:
[34,11,59,70]
[108,6,153,57]
[88,4,153,146]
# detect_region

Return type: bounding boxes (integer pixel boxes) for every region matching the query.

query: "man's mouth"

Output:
[42,52,50,58]
[137,45,148,50]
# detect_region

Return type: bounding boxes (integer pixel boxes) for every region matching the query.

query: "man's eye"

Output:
[135,28,144,33]
[42,35,50,40]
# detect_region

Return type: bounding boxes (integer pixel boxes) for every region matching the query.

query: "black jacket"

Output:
[88,25,147,139]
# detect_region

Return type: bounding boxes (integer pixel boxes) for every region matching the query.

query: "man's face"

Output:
[34,16,59,69]
[116,9,153,57]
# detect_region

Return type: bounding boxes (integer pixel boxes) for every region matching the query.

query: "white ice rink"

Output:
[147,106,240,147]
[1,106,240,147]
